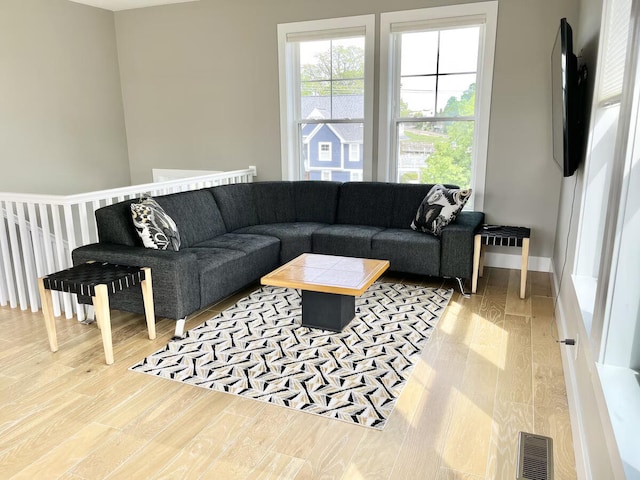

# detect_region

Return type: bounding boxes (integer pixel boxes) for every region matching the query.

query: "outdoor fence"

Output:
[0,166,256,321]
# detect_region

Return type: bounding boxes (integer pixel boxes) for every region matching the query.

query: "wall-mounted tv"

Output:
[551,18,586,177]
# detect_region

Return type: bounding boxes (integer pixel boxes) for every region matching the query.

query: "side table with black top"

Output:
[37,262,156,365]
[472,225,531,299]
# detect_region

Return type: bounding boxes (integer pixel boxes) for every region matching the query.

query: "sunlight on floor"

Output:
[438,301,464,336]
[395,358,435,427]
[470,313,507,370]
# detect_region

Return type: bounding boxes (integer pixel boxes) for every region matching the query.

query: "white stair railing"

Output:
[0,166,257,320]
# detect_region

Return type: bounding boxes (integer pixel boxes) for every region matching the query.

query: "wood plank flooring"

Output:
[0,267,576,479]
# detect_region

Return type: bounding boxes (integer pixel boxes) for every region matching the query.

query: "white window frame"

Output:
[318,142,332,162]
[321,170,332,181]
[277,15,375,181]
[348,143,360,162]
[377,2,498,210]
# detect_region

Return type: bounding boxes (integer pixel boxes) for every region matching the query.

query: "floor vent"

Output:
[517,432,553,480]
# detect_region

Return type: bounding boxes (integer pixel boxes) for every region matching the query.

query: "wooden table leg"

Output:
[520,237,530,299]
[92,284,114,365]
[472,234,481,293]
[140,267,156,340]
[38,278,58,352]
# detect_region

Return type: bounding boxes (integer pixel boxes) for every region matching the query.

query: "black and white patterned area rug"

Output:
[130,283,452,429]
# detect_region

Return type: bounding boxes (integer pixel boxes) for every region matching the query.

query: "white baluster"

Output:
[51,205,73,318]
[5,202,28,310]
[16,202,39,312]
[0,200,17,307]
[63,203,84,321]
[39,203,61,317]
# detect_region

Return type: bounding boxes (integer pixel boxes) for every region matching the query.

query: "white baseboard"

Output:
[551,264,627,479]
[482,251,551,272]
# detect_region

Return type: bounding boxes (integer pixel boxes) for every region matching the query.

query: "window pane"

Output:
[436,75,476,115]
[397,120,474,189]
[439,27,480,73]
[401,31,438,76]
[299,37,365,120]
[401,76,437,117]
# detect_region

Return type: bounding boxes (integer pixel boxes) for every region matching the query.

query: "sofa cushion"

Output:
[210,184,259,231]
[336,182,395,228]
[130,197,181,251]
[191,233,279,254]
[411,185,472,236]
[183,248,258,308]
[95,199,141,246]
[389,183,436,229]
[189,234,280,307]
[312,224,384,258]
[371,229,440,276]
[236,222,328,263]
[153,190,226,247]
[251,182,296,224]
[294,181,341,223]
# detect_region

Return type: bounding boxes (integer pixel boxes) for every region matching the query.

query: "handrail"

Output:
[0,166,257,320]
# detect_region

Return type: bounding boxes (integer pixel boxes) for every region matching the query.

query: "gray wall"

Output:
[486,0,578,259]
[114,0,576,259]
[0,0,130,194]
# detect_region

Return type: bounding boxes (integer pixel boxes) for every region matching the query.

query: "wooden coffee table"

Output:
[261,253,390,331]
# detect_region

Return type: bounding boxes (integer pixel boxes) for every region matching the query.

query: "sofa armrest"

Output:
[439,211,484,279]
[72,244,201,320]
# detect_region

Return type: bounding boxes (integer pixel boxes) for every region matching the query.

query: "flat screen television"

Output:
[551,18,585,177]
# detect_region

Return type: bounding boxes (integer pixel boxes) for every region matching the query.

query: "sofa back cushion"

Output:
[335,182,395,228]
[389,183,436,229]
[95,199,141,246]
[251,182,296,224]
[389,183,460,229]
[294,181,340,224]
[154,190,226,247]
[210,184,259,231]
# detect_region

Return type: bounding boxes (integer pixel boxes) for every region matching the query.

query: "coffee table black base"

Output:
[301,291,355,332]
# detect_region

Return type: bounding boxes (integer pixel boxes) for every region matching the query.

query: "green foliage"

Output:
[419,84,476,188]
[301,45,365,96]
[401,172,419,183]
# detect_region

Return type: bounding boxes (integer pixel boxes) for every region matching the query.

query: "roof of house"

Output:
[301,95,364,143]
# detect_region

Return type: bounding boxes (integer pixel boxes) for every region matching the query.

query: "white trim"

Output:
[551,266,627,480]
[377,1,498,211]
[278,15,375,181]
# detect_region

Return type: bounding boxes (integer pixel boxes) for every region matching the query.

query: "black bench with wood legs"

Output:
[38,262,156,365]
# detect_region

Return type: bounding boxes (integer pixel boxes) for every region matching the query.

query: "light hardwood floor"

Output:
[0,267,576,479]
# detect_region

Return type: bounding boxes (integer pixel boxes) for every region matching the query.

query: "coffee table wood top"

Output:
[261,254,390,296]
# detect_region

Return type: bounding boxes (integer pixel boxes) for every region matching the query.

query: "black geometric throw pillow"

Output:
[130,197,181,251]
[410,185,472,236]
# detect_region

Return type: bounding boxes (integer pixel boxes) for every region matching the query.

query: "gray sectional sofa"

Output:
[72,181,484,335]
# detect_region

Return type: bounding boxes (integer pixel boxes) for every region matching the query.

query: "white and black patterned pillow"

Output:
[411,185,472,236]
[131,197,181,251]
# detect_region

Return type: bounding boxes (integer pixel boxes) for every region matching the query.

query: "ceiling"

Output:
[68,0,199,11]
